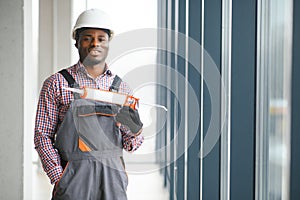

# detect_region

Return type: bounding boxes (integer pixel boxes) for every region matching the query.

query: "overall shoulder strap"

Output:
[59,69,80,99]
[59,69,77,87]
[109,75,122,92]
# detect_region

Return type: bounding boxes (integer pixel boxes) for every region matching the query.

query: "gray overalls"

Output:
[52,69,128,200]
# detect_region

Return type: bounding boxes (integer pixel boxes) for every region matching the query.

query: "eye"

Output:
[82,36,92,42]
[99,37,108,43]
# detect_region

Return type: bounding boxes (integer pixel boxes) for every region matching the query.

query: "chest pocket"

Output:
[73,99,121,152]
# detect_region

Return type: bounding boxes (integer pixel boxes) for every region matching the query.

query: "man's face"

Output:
[76,28,109,66]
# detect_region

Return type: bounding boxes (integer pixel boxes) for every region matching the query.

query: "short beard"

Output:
[81,56,103,67]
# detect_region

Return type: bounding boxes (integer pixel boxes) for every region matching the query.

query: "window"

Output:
[256,1,293,199]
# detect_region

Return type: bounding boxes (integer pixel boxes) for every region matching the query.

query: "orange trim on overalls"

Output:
[78,138,92,152]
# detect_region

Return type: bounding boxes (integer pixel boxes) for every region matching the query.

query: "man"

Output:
[34,9,144,200]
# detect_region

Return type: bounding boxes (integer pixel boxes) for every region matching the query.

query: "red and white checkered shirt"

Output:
[34,62,144,184]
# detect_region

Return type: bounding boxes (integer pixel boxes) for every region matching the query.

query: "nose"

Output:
[91,38,100,47]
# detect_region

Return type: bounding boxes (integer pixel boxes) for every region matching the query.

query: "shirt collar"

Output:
[76,61,113,77]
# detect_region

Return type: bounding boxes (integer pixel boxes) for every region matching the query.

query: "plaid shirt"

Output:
[34,62,144,184]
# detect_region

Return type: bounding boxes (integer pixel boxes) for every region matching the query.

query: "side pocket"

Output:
[119,156,129,190]
[53,162,70,197]
[119,156,126,169]
[120,156,128,179]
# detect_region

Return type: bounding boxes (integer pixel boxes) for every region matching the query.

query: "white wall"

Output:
[0,0,24,199]
[38,0,73,88]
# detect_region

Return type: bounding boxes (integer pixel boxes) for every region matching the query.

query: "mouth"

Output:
[89,48,102,56]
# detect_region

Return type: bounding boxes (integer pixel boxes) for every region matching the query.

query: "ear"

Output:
[75,41,78,49]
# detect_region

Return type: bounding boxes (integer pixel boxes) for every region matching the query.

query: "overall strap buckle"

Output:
[109,75,122,92]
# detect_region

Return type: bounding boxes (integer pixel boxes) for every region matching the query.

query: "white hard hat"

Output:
[72,9,114,40]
